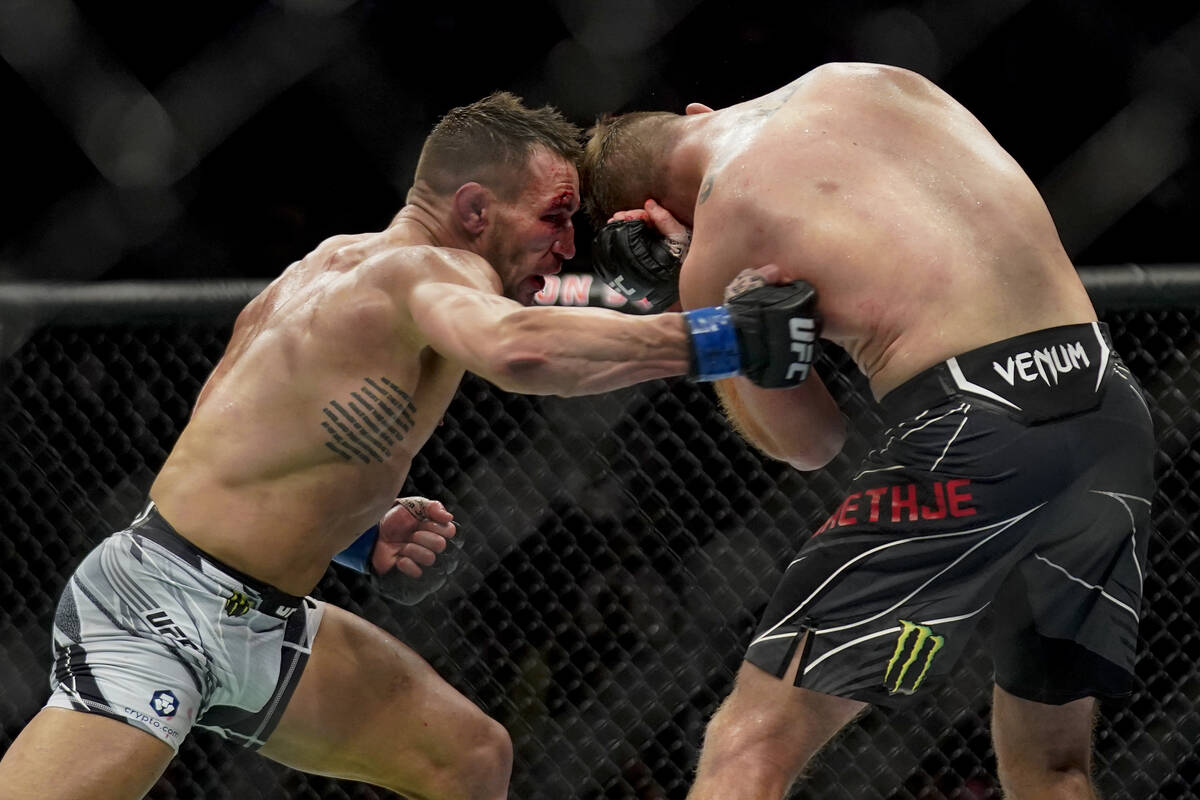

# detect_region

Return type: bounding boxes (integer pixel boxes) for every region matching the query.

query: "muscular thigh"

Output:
[259,602,493,787]
[0,708,174,800]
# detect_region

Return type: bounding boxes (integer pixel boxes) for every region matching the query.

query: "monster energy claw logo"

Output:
[884,620,945,695]
[224,592,252,617]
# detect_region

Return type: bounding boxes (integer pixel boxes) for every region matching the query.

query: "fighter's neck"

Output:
[387,203,468,250]
[663,122,722,225]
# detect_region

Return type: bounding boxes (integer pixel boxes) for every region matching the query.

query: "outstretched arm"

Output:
[409,278,693,397]
[401,247,815,398]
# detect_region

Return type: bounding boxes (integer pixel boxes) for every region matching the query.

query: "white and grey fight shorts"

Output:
[45,502,324,751]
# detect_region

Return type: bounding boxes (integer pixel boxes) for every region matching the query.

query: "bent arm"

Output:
[714,376,846,470]
[678,225,846,469]
[410,281,691,397]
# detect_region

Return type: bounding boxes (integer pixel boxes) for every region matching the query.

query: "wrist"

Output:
[683,306,741,381]
[332,524,379,574]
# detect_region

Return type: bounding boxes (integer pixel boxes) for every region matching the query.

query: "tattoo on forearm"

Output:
[322,377,418,463]
[698,175,715,204]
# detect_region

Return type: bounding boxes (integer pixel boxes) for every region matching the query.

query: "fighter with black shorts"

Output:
[745,322,1155,706]
[582,61,1156,799]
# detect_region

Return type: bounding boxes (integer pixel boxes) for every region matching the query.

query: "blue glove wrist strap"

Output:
[332,524,378,574]
[684,306,741,380]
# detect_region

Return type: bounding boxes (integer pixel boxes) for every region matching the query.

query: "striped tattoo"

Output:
[321,377,418,463]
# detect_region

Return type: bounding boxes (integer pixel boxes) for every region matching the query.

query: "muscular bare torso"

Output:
[682,63,1096,398]
[151,227,487,594]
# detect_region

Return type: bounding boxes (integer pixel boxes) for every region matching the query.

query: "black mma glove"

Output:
[373,534,463,605]
[332,497,463,605]
[592,219,691,312]
[684,277,820,388]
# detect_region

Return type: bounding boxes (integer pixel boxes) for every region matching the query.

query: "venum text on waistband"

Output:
[992,340,1090,388]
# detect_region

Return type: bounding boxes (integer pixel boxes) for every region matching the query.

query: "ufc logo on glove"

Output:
[787,317,818,383]
[592,220,822,389]
[609,275,636,297]
[684,279,822,389]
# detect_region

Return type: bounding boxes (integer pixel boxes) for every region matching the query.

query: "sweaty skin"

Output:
[610,63,1097,471]
[661,63,1096,399]
[592,65,1123,800]
[151,149,692,595]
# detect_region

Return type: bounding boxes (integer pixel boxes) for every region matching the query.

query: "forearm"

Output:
[480,306,692,397]
[715,376,847,470]
[411,284,691,397]
[332,524,377,572]
[411,277,816,398]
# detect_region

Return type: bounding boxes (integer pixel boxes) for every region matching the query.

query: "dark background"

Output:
[2,4,1199,798]
[2,0,1198,285]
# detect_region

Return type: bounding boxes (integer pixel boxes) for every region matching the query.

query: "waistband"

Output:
[880,322,1114,424]
[129,502,305,620]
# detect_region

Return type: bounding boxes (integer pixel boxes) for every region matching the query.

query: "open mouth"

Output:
[522,274,546,300]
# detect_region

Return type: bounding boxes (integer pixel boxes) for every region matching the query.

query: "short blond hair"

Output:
[581,111,676,225]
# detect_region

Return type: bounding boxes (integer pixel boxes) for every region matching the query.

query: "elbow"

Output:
[484,312,560,395]
[782,413,848,472]
[783,447,839,472]
[491,356,557,395]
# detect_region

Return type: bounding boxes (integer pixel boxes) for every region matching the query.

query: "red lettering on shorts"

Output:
[921,482,947,520]
[838,492,862,526]
[864,487,887,522]
[815,480,979,532]
[891,484,919,522]
[813,509,838,536]
[946,479,977,517]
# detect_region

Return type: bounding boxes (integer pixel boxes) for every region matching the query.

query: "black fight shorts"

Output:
[744,322,1155,707]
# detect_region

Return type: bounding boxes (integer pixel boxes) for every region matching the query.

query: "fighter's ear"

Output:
[453,182,489,235]
[685,102,714,115]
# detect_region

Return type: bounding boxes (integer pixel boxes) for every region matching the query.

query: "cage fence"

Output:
[1,268,1198,799]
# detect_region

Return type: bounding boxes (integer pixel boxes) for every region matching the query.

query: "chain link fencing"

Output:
[1,271,1197,799]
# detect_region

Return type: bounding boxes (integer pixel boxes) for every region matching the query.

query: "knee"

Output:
[382,712,511,800]
[998,763,1096,800]
[701,683,859,764]
[701,693,786,767]
[464,716,513,800]
[436,714,513,800]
